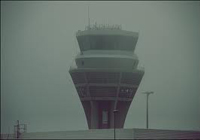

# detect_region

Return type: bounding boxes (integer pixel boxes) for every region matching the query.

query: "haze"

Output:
[1,1,200,134]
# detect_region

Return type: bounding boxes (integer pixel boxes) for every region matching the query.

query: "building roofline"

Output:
[76,29,138,37]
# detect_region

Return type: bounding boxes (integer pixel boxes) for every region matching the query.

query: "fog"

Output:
[1,1,200,134]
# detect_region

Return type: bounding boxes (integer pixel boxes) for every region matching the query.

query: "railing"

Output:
[137,65,145,71]
[85,23,122,31]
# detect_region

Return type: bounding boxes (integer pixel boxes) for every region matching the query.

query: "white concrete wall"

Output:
[21,129,134,139]
[2,129,200,139]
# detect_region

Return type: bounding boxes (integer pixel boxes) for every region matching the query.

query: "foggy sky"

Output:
[1,1,200,134]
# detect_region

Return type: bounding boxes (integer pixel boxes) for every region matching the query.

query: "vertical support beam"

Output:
[84,72,90,97]
[113,110,119,140]
[84,72,99,129]
[114,72,122,110]
[110,101,115,128]
[112,72,122,128]
[90,102,99,129]
[83,72,93,105]
[84,72,94,129]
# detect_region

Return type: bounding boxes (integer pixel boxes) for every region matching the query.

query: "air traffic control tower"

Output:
[69,24,144,129]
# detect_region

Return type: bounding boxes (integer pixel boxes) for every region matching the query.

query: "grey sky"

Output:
[1,1,200,134]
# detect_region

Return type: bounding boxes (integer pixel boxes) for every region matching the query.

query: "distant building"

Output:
[1,128,200,139]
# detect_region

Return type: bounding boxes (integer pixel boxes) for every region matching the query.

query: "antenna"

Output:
[88,5,90,29]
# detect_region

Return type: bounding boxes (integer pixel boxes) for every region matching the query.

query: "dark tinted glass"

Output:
[77,35,137,51]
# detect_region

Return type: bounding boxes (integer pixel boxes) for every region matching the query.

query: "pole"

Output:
[88,5,90,29]
[114,112,115,140]
[17,120,20,139]
[142,91,154,129]
[113,110,118,140]
[146,94,149,129]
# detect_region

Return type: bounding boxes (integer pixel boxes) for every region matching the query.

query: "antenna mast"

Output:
[88,5,90,29]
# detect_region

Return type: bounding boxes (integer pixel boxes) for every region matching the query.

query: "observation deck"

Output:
[76,24,138,52]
